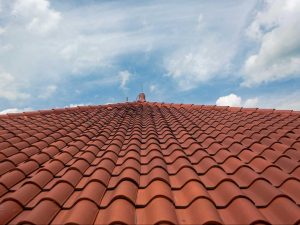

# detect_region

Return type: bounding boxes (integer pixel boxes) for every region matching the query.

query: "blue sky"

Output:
[0,0,300,113]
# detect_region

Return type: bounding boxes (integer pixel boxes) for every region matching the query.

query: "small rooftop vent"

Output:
[137,92,146,102]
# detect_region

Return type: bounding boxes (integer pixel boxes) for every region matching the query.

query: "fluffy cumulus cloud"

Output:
[243,0,300,86]
[216,94,242,107]
[216,92,300,110]
[12,0,61,34]
[216,93,258,107]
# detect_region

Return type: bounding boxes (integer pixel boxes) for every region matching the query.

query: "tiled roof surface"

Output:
[0,102,300,225]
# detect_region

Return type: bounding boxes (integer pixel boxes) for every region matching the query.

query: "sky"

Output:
[0,0,300,114]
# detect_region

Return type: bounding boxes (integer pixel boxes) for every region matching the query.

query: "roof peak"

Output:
[137,92,146,102]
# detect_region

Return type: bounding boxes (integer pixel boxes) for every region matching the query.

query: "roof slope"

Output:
[0,102,300,225]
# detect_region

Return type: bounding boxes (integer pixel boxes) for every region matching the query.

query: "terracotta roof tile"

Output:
[0,101,300,224]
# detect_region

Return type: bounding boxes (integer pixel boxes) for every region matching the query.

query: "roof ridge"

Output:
[0,103,122,119]
[145,102,300,115]
[1,101,299,119]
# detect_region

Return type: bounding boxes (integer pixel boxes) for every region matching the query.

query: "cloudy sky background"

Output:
[0,0,300,113]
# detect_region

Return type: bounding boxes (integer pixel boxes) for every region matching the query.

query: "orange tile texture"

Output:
[0,102,299,224]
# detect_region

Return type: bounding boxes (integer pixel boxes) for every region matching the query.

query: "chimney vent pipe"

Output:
[137,93,146,102]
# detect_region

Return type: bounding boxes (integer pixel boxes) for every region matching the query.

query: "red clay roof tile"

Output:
[0,101,300,224]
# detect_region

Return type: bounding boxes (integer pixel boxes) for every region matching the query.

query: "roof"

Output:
[0,101,300,225]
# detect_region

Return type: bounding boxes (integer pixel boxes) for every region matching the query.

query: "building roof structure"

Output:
[0,97,300,224]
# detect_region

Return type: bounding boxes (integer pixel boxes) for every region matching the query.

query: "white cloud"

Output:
[12,0,61,34]
[256,91,300,110]
[119,70,131,90]
[271,98,300,110]
[67,103,87,108]
[244,97,259,107]
[0,70,30,101]
[38,85,57,99]
[165,41,234,90]
[216,92,300,110]
[243,0,300,86]
[216,93,259,108]
[216,93,242,107]
[164,1,256,90]
[0,107,33,114]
